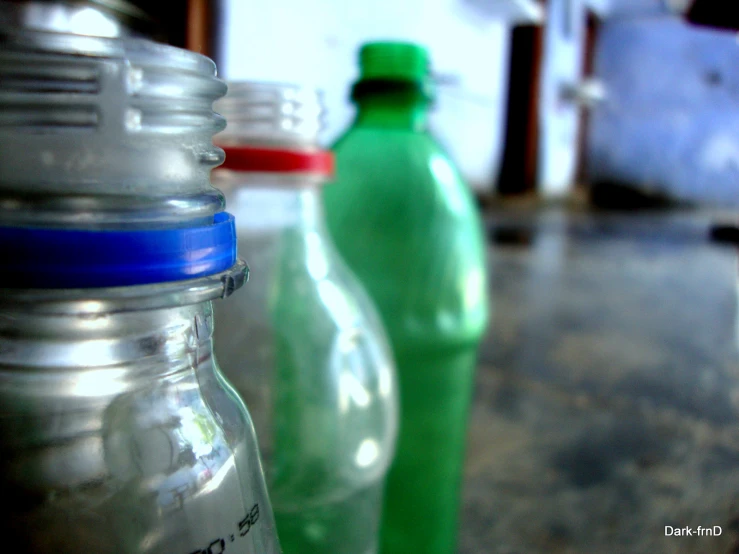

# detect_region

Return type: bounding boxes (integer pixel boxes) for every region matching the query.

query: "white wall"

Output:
[537,0,586,197]
[216,0,512,192]
[535,0,672,197]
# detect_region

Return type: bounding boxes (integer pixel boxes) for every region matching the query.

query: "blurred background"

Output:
[126,0,739,206]
[118,0,739,551]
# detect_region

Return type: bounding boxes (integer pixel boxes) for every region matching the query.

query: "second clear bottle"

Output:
[212,82,398,554]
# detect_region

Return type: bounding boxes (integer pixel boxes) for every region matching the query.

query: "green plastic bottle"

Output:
[322,42,490,554]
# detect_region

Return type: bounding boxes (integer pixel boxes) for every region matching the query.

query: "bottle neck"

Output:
[215,174,338,310]
[0,299,215,385]
[353,89,431,132]
[219,173,327,235]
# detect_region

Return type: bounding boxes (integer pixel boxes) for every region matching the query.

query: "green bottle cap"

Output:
[358,41,430,83]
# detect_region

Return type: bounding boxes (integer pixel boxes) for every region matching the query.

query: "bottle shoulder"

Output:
[330,127,476,211]
[217,228,396,379]
[333,126,439,160]
[325,128,491,347]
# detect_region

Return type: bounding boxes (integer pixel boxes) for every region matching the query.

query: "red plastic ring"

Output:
[219,146,335,176]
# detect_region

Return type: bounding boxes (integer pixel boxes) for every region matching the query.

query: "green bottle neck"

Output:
[352,90,431,132]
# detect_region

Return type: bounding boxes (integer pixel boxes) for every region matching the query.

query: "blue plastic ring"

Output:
[0,212,238,288]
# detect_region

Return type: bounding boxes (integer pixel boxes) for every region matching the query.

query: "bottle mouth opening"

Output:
[0,0,151,39]
[0,26,227,223]
[214,81,326,149]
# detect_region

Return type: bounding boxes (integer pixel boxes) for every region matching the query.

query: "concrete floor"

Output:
[460,209,739,554]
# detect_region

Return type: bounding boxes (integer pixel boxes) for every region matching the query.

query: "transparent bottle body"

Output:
[0,296,281,554]
[212,173,398,554]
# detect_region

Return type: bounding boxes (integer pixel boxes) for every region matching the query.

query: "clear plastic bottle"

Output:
[212,82,398,554]
[0,5,281,553]
[0,282,281,554]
